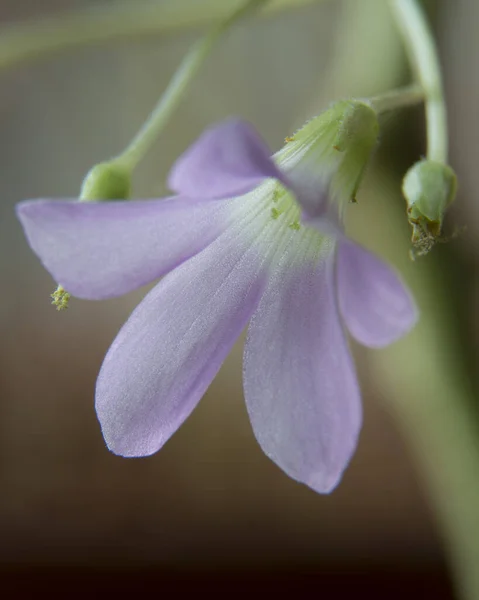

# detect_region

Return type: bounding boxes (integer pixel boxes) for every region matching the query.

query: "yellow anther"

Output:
[271,207,282,219]
[285,136,295,143]
[51,285,71,311]
[273,186,287,203]
[289,221,300,231]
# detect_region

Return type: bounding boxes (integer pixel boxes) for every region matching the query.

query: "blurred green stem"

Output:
[0,0,321,72]
[389,0,448,162]
[370,83,424,114]
[113,0,269,171]
[369,178,479,599]
[389,362,479,600]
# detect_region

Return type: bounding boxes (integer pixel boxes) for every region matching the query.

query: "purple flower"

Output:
[17,119,417,493]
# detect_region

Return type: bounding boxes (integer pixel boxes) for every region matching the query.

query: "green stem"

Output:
[0,0,319,72]
[392,379,479,600]
[389,0,448,162]
[113,0,269,172]
[370,229,479,600]
[369,83,424,114]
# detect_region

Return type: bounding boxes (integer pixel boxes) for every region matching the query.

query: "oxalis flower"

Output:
[17,102,417,493]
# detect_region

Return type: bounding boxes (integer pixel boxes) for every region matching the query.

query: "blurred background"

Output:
[0,0,477,597]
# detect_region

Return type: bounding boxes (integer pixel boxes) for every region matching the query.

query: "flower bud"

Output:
[402,160,457,256]
[80,161,131,202]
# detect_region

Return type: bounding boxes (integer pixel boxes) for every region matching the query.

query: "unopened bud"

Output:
[403,160,457,257]
[80,161,131,202]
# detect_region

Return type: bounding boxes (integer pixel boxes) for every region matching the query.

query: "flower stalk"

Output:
[113,0,270,173]
[389,0,447,163]
[79,0,270,201]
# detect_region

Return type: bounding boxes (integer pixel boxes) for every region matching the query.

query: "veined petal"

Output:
[16,196,234,300]
[243,237,362,493]
[96,195,277,457]
[337,241,418,348]
[168,119,287,199]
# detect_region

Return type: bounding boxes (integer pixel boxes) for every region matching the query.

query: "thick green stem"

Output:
[369,83,424,114]
[0,0,320,72]
[391,377,479,600]
[389,0,448,162]
[371,255,479,600]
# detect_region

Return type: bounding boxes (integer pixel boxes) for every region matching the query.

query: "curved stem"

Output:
[0,0,319,72]
[389,0,448,162]
[113,0,269,172]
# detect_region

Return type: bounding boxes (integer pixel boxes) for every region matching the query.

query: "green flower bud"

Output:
[80,161,132,202]
[402,160,457,257]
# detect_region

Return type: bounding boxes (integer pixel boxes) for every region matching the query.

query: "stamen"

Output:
[272,186,287,203]
[271,207,282,220]
[51,285,71,311]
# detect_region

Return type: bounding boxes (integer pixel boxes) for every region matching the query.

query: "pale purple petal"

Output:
[168,119,287,199]
[16,196,233,300]
[243,245,362,494]
[96,215,270,457]
[337,241,418,348]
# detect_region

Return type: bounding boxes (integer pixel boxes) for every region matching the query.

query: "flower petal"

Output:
[16,196,233,300]
[168,119,287,199]
[243,242,362,493]
[96,200,274,457]
[337,241,418,348]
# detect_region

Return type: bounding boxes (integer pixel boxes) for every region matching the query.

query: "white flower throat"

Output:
[270,183,301,231]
